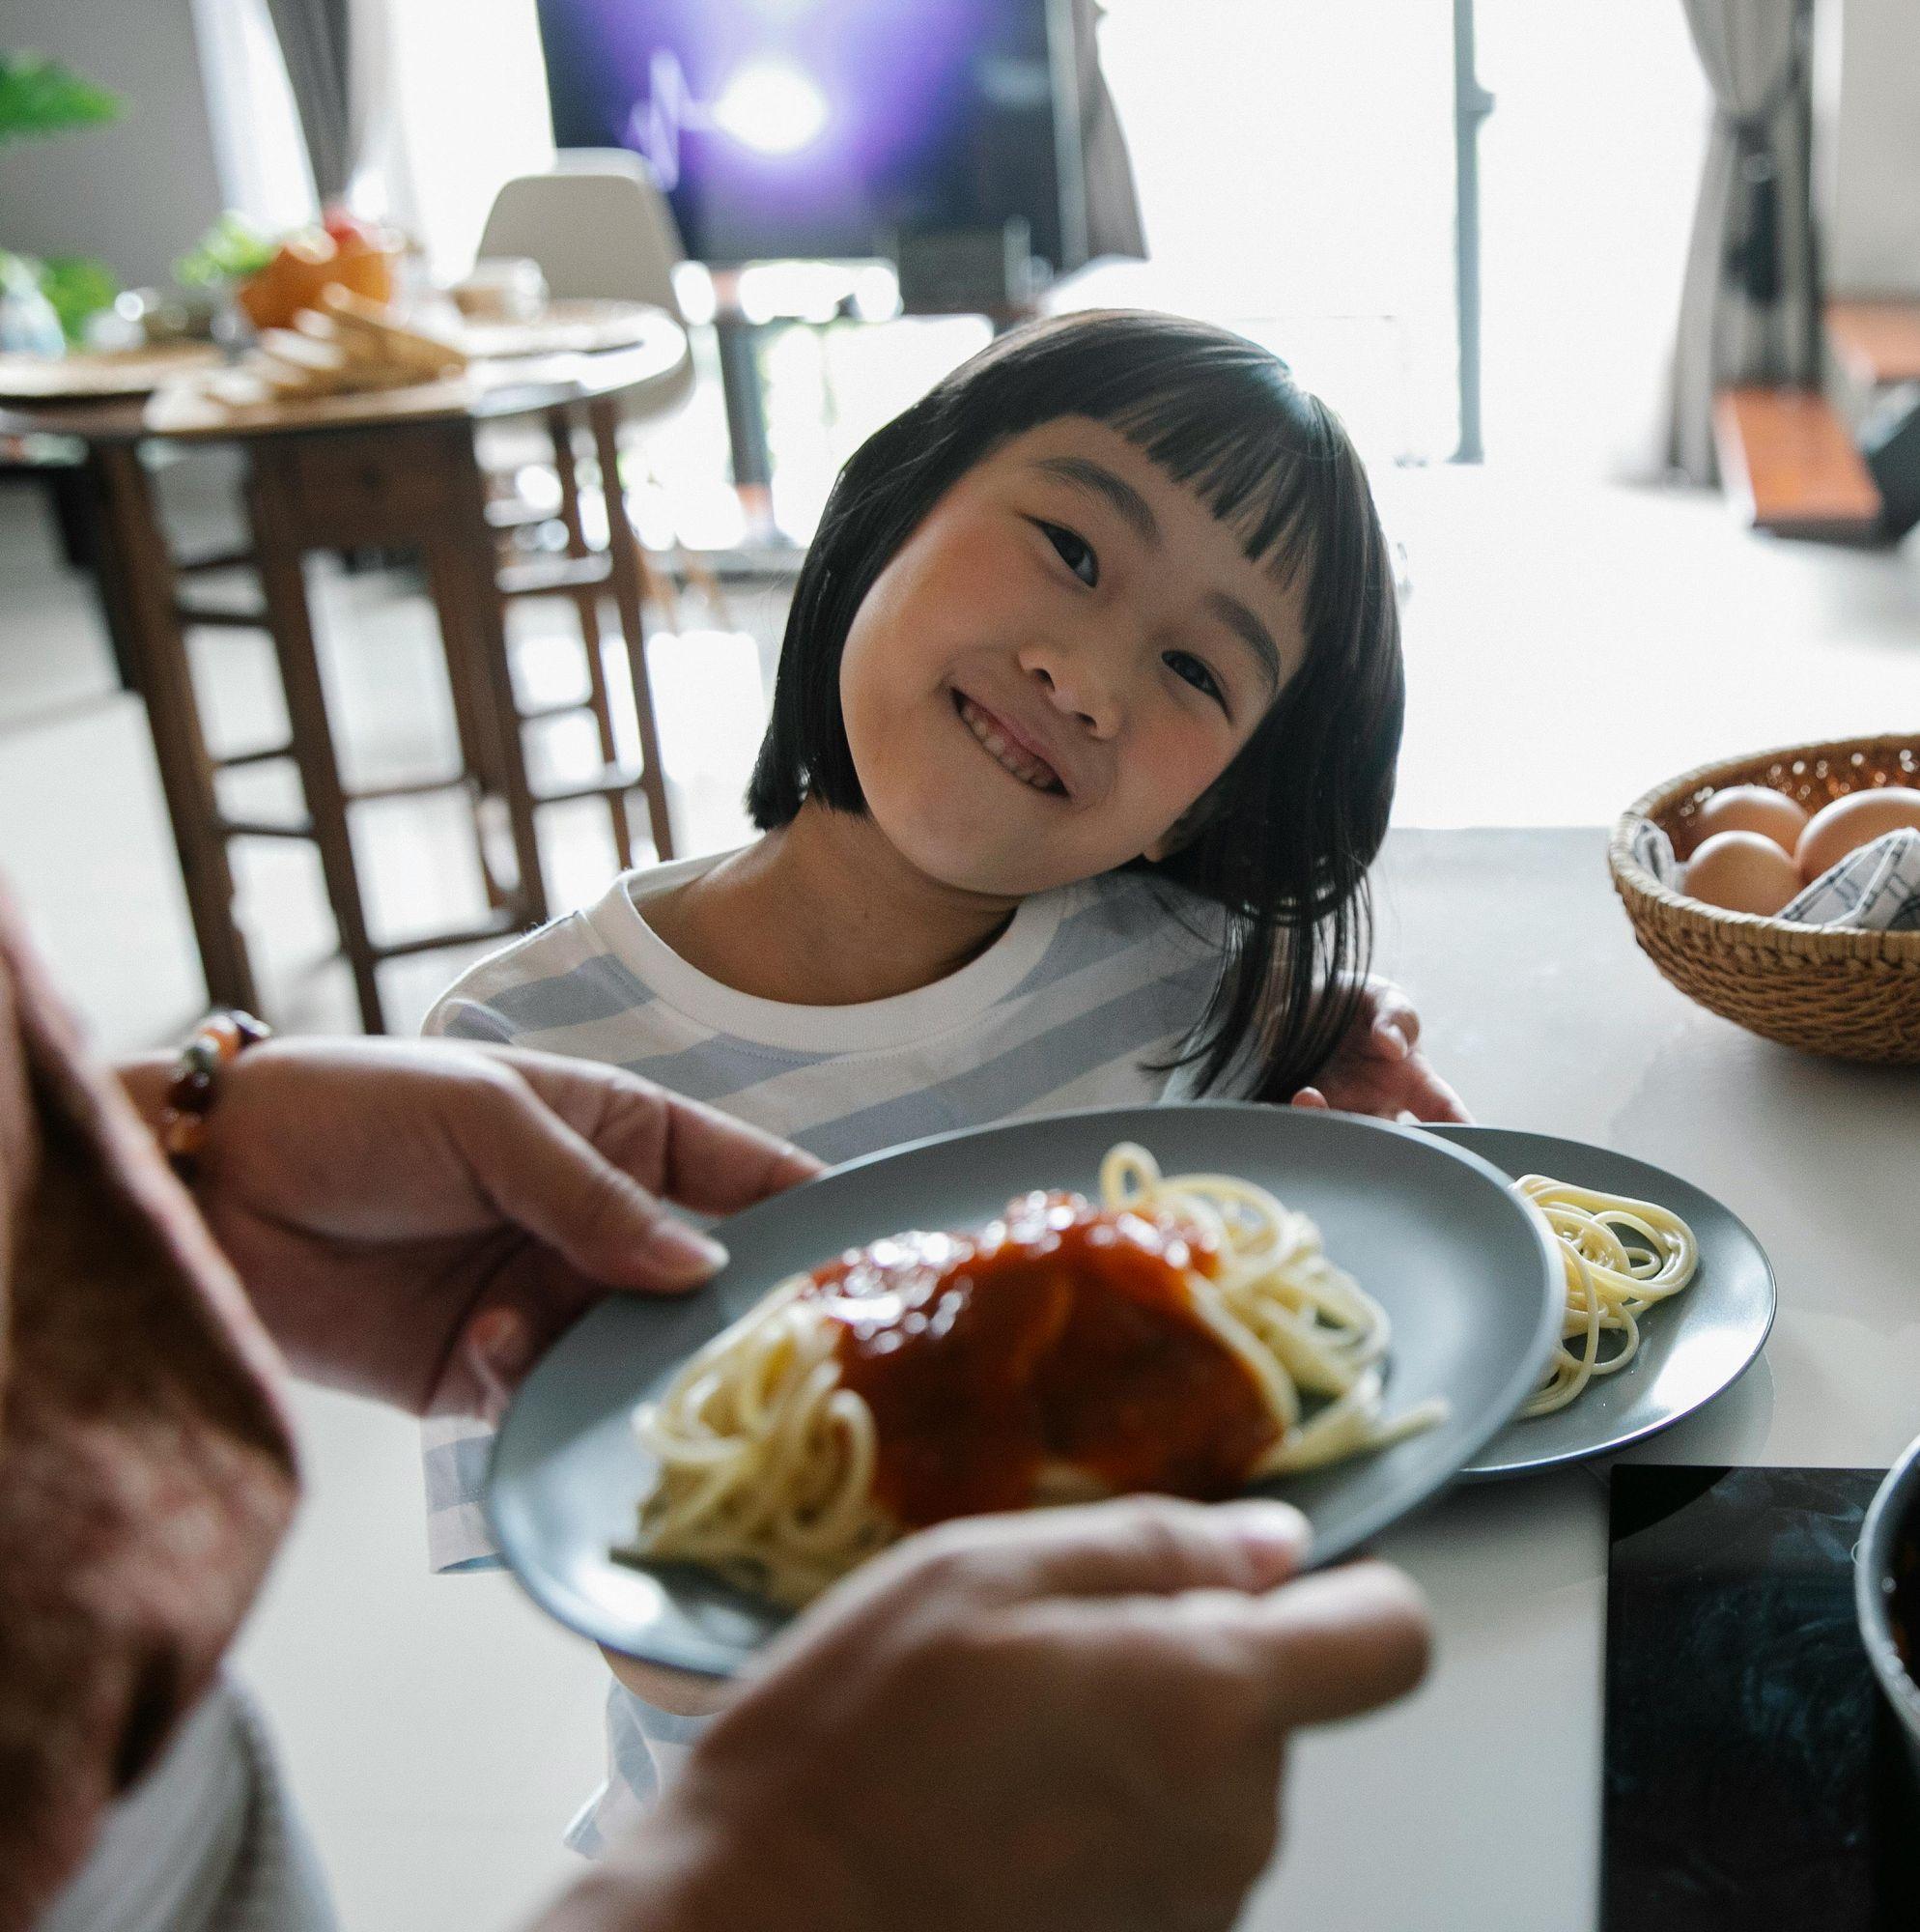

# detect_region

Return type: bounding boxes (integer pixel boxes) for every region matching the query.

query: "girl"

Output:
[420,309,1464,1846]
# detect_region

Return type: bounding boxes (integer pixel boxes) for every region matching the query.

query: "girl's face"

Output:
[838,416,1310,898]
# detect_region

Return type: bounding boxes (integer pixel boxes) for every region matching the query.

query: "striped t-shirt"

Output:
[418,848,1221,1844]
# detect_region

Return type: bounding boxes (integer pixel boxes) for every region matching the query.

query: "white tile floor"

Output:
[3,454,1919,1929]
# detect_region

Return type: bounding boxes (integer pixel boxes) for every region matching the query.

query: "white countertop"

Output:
[1246,827,1920,1932]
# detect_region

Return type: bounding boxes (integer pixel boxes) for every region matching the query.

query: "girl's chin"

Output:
[884,825,1089,900]
[857,761,1112,896]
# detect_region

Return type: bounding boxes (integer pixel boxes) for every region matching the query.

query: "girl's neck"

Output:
[644,803,1025,1006]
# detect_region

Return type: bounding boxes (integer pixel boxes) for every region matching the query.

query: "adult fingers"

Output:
[453,1066,730,1291]
[505,1049,822,1217]
[1289,1086,1331,1109]
[654,1087,823,1214]
[859,1496,1314,1618]
[1241,1561,1431,1727]
[1011,1559,1429,1745]
[463,1306,521,1426]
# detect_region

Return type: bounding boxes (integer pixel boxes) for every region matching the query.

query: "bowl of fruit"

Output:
[178,206,404,335]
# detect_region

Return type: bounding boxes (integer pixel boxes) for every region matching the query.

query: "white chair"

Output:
[473,157,707,868]
[476,157,713,613]
[478,152,695,415]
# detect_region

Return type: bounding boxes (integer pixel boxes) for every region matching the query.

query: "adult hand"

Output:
[543,1498,1429,1932]
[121,1038,819,1419]
[1291,977,1469,1124]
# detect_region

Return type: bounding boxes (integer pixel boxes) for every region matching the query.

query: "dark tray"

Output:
[1604,1464,1920,1930]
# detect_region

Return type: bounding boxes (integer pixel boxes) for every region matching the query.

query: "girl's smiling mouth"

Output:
[952,691,1068,796]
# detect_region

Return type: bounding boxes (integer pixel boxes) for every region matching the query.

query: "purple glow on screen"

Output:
[538,0,1066,265]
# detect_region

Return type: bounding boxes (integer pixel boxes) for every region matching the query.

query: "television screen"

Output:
[536,0,1086,270]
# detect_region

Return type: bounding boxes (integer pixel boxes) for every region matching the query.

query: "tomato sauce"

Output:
[798,1191,1279,1528]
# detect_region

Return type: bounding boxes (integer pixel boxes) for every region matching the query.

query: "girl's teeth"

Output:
[959,698,1057,791]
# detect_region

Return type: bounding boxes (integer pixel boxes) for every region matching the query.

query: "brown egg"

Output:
[1685,784,1809,858]
[1794,786,1920,883]
[1681,831,1802,917]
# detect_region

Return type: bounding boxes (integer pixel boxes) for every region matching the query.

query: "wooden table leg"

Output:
[429,427,549,924]
[588,398,674,861]
[433,544,517,913]
[550,406,632,869]
[87,444,260,1012]
[244,451,387,1034]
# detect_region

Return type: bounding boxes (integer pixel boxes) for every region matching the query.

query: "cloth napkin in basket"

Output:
[1629,823,1920,932]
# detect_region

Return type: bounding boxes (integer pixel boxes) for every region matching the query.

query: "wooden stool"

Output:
[487,404,679,874]
[231,394,674,1032]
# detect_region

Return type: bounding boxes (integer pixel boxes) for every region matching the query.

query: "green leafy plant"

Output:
[0,52,120,146]
[36,254,118,338]
[0,52,124,344]
[175,212,278,289]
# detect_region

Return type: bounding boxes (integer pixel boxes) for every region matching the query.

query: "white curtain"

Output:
[1667,0,1821,484]
[196,0,402,223]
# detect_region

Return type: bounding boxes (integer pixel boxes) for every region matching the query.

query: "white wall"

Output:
[191,0,318,235]
[1816,0,1920,297]
[0,0,225,289]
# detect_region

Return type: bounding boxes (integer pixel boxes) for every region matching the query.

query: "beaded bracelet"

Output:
[159,1009,271,1179]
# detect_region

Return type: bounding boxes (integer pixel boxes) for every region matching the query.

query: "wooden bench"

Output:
[1825,298,1920,390]
[1710,386,1882,540]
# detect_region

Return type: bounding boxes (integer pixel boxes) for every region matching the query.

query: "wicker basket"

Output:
[1609,732,1920,1064]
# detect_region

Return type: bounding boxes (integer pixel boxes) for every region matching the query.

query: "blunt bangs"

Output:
[1051,359,1328,586]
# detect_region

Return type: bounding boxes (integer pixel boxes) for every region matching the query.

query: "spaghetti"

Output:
[1514,1175,1699,1418]
[621,1142,1445,1606]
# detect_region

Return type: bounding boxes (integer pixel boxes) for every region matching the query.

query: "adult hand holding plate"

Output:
[541,1496,1430,1932]
[120,1036,818,1419]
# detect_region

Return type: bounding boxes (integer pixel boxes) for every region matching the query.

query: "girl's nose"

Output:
[1019,638,1120,739]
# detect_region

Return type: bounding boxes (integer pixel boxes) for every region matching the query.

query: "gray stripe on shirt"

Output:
[1004,877,1208,1004]
[803,961,1213,1166]
[479,952,659,1032]
[611,1032,837,1104]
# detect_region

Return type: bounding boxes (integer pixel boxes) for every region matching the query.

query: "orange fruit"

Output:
[238,228,401,331]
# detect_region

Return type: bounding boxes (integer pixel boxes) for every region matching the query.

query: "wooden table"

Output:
[1241,827,1920,1931]
[0,322,687,1033]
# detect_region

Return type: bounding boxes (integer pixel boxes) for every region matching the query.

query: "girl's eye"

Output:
[1038,521,1099,587]
[1164,649,1228,710]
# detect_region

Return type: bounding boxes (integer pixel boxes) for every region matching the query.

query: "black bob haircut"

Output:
[747,309,1403,1103]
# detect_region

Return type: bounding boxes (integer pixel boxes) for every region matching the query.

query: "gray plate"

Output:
[1425,1127,1778,1480]
[487,1102,1563,1675]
